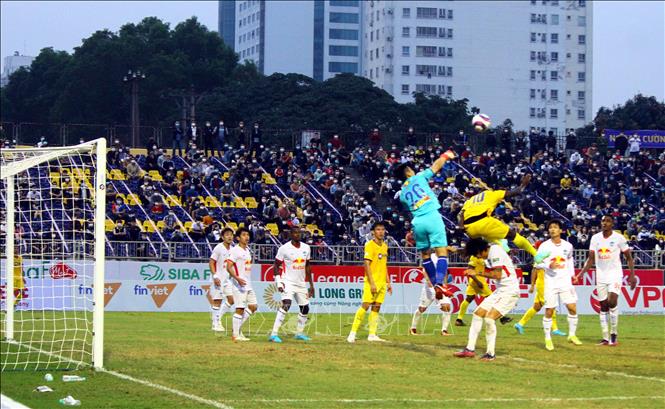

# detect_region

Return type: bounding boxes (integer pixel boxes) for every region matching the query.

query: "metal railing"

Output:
[104,241,665,269]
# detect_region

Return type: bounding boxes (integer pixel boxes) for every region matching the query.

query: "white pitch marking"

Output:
[226,396,665,404]
[8,341,234,409]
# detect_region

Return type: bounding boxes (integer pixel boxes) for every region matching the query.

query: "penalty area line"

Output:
[225,396,665,404]
[8,340,234,409]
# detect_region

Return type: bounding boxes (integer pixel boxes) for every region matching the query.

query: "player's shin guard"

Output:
[368,311,379,336]
[220,300,232,315]
[422,259,437,285]
[543,317,553,340]
[441,311,452,332]
[297,313,308,334]
[567,314,578,337]
[435,257,448,285]
[466,314,483,351]
[609,307,619,335]
[232,313,243,337]
[211,305,221,326]
[512,233,537,257]
[411,309,422,329]
[518,307,537,326]
[484,317,497,356]
[241,309,253,326]
[271,308,287,336]
[457,299,470,320]
[551,310,559,332]
[599,311,610,340]
[351,307,366,333]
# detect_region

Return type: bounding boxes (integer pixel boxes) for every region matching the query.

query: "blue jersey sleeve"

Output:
[417,169,435,181]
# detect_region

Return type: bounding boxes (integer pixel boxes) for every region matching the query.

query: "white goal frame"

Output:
[1,138,106,370]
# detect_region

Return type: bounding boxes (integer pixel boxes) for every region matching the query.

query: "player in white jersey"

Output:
[410,253,453,336]
[535,219,582,350]
[269,226,315,343]
[208,228,235,332]
[455,238,520,361]
[577,215,636,346]
[226,227,256,342]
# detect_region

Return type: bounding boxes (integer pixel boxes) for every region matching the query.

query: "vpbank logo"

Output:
[140,264,165,280]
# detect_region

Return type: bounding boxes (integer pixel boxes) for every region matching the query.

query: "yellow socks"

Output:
[552,310,559,332]
[368,311,379,336]
[457,299,470,320]
[513,233,537,257]
[519,307,538,326]
[351,307,366,333]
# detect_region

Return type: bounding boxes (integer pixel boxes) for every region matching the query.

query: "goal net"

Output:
[1,138,106,370]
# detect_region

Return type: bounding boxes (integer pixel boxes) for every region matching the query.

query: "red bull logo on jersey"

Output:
[597,247,612,259]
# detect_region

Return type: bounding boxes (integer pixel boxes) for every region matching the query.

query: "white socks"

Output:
[211,306,221,326]
[271,308,287,336]
[466,314,483,351]
[297,313,308,334]
[484,317,497,356]
[232,313,243,337]
[543,317,553,340]
[411,309,422,329]
[220,300,232,315]
[441,311,451,332]
[609,307,619,335]
[567,314,578,337]
[599,311,610,340]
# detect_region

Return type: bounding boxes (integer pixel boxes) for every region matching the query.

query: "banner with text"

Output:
[603,129,665,149]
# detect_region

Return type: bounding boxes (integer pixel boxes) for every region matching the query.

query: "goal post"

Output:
[1,138,106,370]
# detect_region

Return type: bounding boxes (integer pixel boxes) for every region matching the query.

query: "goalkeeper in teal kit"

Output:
[395,150,457,299]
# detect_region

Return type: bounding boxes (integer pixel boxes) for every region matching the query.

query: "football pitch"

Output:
[1,312,664,409]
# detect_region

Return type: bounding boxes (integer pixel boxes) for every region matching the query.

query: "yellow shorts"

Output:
[13,277,25,290]
[465,217,510,242]
[534,277,545,305]
[466,278,493,297]
[362,283,387,304]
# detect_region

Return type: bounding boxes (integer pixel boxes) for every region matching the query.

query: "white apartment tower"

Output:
[363,0,593,132]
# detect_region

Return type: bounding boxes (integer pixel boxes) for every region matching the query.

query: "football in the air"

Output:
[472,113,491,132]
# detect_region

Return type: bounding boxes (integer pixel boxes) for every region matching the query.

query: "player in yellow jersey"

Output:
[347,222,392,343]
[457,174,548,264]
[455,254,513,326]
[13,253,25,308]
[514,267,565,336]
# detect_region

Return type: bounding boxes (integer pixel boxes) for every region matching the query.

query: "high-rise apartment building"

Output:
[219,0,593,131]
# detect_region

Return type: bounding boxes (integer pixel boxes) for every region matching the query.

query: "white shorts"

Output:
[281,282,310,306]
[477,289,519,316]
[418,286,452,310]
[209,280,233,300]
[544,286,577,309]
[596,281,622,301]
[232,287,257,308]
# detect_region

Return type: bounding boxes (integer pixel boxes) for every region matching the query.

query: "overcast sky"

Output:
[1,0,663,113]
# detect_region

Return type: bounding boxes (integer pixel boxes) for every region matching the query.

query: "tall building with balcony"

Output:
[363,0,593,132]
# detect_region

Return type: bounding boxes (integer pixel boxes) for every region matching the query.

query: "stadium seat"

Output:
[266,223,279,236]
[148,170,163,182]
[156,220,166,231]
[105,219,115,232]
[205,196,221,208]
[164,195,181,207]
[49,172,61,185]
[142,220,157,233]
[183,221,193,232]
[244,197,258,209]
[222,172,230,180]
[126,194,142,206]
[225,222,238,231]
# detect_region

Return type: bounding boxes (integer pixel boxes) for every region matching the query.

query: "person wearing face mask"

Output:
[172,121,185,156]
[250,122,262,158]
[187,121,199,147]
[202,121,214,157]
[213,120,227,157]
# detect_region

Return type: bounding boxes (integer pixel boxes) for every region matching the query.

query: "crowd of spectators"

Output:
[2,124,664,260]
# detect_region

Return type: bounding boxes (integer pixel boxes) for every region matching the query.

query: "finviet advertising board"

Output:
[1,260,663,314]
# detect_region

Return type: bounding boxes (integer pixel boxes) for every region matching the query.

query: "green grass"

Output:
[2,312,665,409]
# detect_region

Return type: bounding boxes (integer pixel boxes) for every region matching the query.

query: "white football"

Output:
[472,114,491,132]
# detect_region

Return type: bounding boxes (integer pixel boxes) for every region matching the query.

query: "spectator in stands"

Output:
[193,203,209,221]
[369,128,381,150]
[614,132,628,156]
[172,121,185,156]
[406,127,417,146]
[500,128,512,153]
[628,134,641,158]
[126,159,142,181]
[190,220,206,241]
[203,121,214,157]
[214,120,228,157]
[112,220,128,241]
[162,210,178,235]
[187,122,199,146]
[37,136,48,148]
[250,122,262,158]
[331,134,343,150]
[565,130,577,157]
